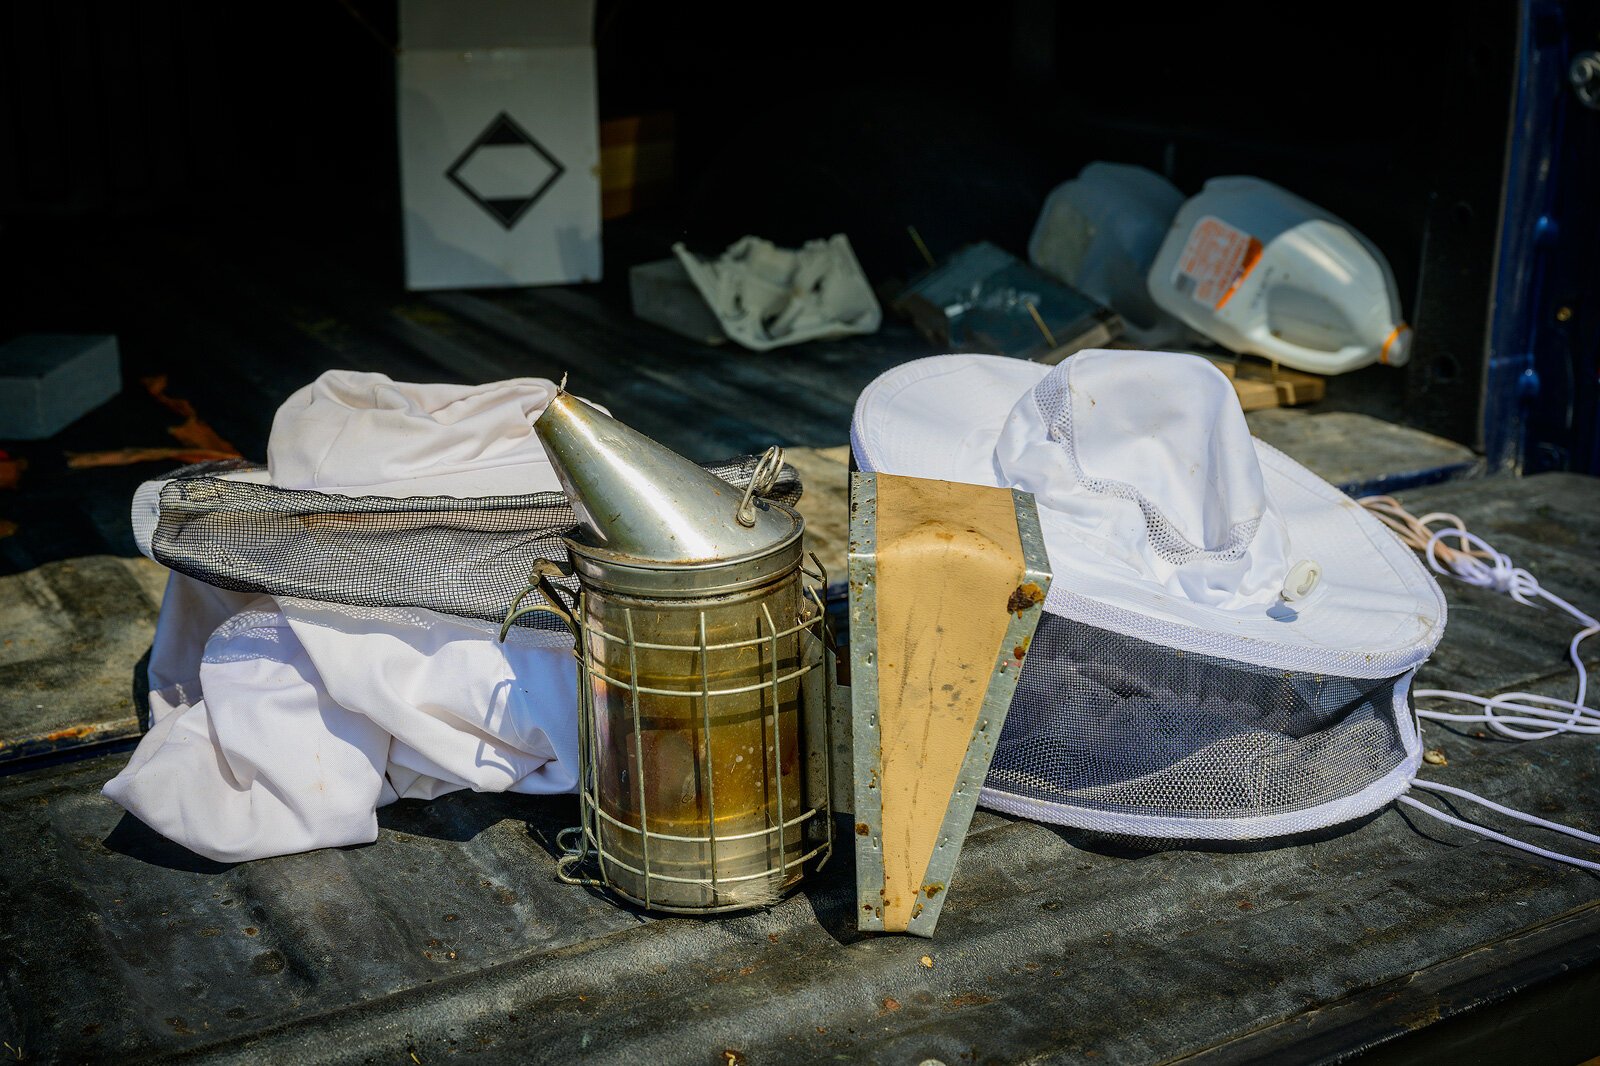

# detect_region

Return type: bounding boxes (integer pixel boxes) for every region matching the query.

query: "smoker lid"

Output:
[534,389,795,564]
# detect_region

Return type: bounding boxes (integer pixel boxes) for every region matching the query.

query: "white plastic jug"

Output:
[1029,163,1192,348]
[1147,177,1410,375]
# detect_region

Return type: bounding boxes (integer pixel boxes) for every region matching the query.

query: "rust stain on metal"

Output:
[923,882,945,898]
[855,822,871,837]
[949,993,994,1008]
[1007,582,1045,615]
[1401,1003,1442,1030]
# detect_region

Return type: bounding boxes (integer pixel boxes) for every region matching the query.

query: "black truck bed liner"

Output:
[0,227,1595,1064]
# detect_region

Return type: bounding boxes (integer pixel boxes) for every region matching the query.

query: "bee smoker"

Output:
[505,391,833,913]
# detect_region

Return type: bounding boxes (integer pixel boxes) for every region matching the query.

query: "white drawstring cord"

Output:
[1395,795,1600,872]
[1408,779,1600,844]
[1359,496,1599,873]
[1410,525,1598,738]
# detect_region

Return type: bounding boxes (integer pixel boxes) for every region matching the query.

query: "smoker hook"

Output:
[554,827,605,887]
[499,559,580,641]
[736,445,786,527]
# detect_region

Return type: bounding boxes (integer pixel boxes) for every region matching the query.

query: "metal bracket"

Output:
[849,471,1052,936]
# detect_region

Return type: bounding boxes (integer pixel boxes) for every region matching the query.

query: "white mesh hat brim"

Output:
[851,353,1446,678]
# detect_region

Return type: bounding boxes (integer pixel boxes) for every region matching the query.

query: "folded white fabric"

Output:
[267,371,561,497]
[104,372,578,863]
[673,235,882,351]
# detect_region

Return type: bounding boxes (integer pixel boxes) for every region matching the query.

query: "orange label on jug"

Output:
[1172,216,1263,310]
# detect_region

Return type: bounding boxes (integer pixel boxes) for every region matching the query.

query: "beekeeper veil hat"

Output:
[852,350,1447,840]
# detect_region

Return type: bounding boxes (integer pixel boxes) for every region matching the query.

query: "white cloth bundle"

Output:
[104,372,580,862]
[673,235,881,351]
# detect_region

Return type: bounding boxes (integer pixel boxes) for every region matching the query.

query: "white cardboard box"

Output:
[0,335,121,440]
[398,0,601,290]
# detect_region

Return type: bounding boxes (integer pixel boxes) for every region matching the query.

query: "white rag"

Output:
[103,371,580,863]
[673,235,881,351]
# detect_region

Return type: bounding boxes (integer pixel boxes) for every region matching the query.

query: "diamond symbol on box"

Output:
[446,112,565,230]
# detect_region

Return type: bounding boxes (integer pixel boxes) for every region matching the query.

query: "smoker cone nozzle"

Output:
[534,391,791,564]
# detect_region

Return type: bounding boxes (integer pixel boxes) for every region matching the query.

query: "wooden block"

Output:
[1205,356,1325,411]
[1264,365,1326,406]
[600,113,675,221]
[1229,376,1283,412]
[849,472,1052,936]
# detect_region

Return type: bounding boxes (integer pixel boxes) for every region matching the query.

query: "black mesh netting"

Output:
[149,456,802,633]
[990,613,1410,821]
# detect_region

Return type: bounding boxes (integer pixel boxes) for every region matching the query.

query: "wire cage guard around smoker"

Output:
[505,549,835,915]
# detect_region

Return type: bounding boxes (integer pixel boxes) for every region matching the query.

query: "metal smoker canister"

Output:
[517,391,832,913]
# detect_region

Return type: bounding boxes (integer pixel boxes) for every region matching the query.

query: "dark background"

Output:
[0,1,1512,276]
[0,0,1530,451]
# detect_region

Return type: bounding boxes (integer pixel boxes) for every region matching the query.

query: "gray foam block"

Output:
[629,258,727,346]
[0,334,122,440]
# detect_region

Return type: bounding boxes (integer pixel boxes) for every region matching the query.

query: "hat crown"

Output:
[534,390,792,563]
[994,350,1291,609]
[1047,350,1266,551]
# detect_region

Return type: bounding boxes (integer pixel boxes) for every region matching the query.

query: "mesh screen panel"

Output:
[150,456,802,633]
[989,612,1410,823]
